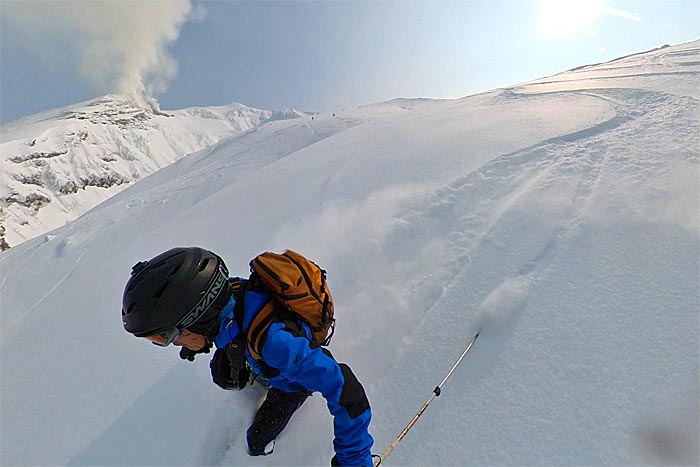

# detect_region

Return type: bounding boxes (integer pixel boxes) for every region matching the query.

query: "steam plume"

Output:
[3,0,198,109]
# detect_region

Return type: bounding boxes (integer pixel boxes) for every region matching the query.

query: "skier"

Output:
[121,247,374,466]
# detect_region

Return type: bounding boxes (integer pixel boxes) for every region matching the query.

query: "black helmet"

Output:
[122,247,231,337]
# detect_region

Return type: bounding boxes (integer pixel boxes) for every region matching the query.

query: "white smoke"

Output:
[2,0,200,109]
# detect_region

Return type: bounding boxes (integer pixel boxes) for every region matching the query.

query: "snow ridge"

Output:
[0,95,308,250]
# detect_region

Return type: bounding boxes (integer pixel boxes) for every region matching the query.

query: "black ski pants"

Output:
[246,387,310,456]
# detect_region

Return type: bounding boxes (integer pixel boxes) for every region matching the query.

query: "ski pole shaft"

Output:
[374,332,480,466]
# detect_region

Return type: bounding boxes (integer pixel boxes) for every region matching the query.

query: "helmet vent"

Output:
[152,283,169,299]
[168,264,181,277]
[199,258,210,272]
[127,273,146,292]
[125,301,137,316]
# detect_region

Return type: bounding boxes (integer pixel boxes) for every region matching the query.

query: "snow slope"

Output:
[0,95,308,250]
[1,41,698,466]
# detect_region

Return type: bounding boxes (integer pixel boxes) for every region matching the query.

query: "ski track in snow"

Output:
[390,85,695,321]
[384,91,618,305]
[367,85,698,462]
[4,245,85,332]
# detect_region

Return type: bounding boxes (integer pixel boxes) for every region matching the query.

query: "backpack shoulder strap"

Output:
[229,277,248,332]
[246,300,278,360]
[246,300,307,360]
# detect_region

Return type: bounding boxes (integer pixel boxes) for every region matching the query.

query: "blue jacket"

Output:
[214,283,374,466]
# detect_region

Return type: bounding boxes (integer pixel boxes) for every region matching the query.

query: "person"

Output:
[121,247,374,466]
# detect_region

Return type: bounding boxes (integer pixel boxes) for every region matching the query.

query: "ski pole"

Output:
[373,332,480,467]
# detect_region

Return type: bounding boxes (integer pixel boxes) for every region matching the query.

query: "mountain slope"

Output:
[0,41,698,466]
[0,95,310,250]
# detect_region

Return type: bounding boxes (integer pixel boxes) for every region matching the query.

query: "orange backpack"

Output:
[245,250,335,359]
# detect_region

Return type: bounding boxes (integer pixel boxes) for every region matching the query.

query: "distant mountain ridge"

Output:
[0,95,309,249]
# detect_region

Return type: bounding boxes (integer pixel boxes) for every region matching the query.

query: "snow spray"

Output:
[473,275,531,334]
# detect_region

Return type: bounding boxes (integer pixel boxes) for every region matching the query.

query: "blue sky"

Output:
[1,0,698,124]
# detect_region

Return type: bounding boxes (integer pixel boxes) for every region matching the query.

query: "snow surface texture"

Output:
[0,95,308,250]
[0,41,698,466]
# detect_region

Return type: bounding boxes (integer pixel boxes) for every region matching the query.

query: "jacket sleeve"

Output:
[262,324,374,467]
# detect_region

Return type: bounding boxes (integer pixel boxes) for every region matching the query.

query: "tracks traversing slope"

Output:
[368,87,699,464]
[383,88,698,317]
[356,86,699,385]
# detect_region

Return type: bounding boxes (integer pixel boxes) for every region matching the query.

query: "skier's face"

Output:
[145,329,206,350]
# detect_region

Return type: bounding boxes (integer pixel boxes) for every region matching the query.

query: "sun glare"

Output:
[537,0,602,38]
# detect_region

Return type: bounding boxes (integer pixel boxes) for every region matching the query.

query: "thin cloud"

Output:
[600,5,642,21]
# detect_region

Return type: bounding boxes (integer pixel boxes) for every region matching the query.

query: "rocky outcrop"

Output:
[2,192,51,211]
[9,149,68,163]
